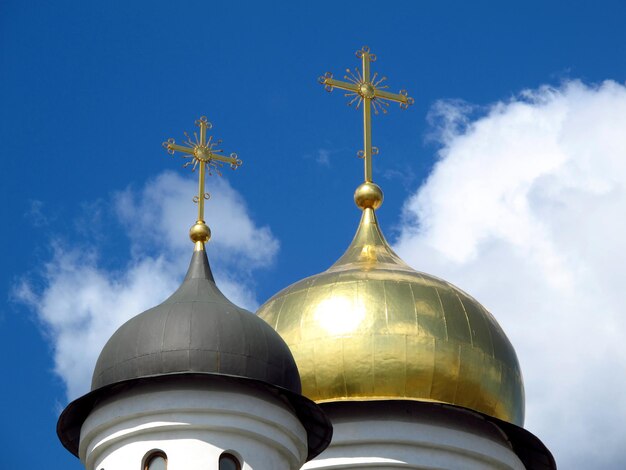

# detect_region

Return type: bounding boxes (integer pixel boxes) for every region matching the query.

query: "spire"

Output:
[328,207,412,273]
[319,46,414,211]
[163,116,243,251]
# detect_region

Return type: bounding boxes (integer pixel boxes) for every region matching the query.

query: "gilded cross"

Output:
[163,116,242,246]
[319,46,414,183]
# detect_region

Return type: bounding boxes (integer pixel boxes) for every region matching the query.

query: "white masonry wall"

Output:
[79,379,309,470]
[303,401,525,470]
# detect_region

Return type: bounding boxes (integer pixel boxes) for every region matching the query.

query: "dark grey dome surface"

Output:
[58,248,333,461]
[92,249,301,393]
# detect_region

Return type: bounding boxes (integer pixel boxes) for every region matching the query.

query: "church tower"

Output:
[56,117,332,470]
[257,47,556,469]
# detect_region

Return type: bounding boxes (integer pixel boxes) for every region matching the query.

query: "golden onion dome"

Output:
[257,188,525,426]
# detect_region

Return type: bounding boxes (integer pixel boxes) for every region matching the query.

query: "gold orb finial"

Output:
[354,181,383,210]
[189,221,211,244]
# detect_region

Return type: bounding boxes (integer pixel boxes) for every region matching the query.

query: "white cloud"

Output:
[394,80,626,468]
[16,171,278,401]
[316,149,331,166]
[115,171,278,270]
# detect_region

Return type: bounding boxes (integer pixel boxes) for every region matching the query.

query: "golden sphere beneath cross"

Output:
[189,221,211,243]
[354,181,383,210]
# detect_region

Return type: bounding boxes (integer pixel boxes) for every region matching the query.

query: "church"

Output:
[56,47,556,470]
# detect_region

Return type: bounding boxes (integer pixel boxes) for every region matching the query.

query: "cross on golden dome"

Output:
[319,46,414,186]
[163,116,242,249]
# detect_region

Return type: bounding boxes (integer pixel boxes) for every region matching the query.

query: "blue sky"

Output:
[3,1,626,468]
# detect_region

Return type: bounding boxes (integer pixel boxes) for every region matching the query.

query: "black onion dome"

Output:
[58,248,332,461]
[92,249,301,392]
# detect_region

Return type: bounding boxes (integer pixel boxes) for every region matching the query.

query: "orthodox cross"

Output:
[163,116,242,246]
[319,46,414,183]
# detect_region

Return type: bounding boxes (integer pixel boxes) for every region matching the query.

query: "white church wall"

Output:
[79,379,308,470]
[303,402,524,470]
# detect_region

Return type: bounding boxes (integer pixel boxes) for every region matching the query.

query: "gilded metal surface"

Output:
[163,116,242,245]
[318,46,414,183]
[258,46,523,426]
[354,181,383,210]
[257,208,525,425]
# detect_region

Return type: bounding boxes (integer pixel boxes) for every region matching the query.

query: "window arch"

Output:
[144,450,167,470]
[219,452,241,470]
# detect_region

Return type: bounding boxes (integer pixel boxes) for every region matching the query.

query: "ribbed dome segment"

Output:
[257,208,525,426]
[92,249,300,393]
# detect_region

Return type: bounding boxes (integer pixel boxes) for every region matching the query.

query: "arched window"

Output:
[144,450,167,470]
[219,452,241,470]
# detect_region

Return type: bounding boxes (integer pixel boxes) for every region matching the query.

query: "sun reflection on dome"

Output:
[314,296,366,336]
